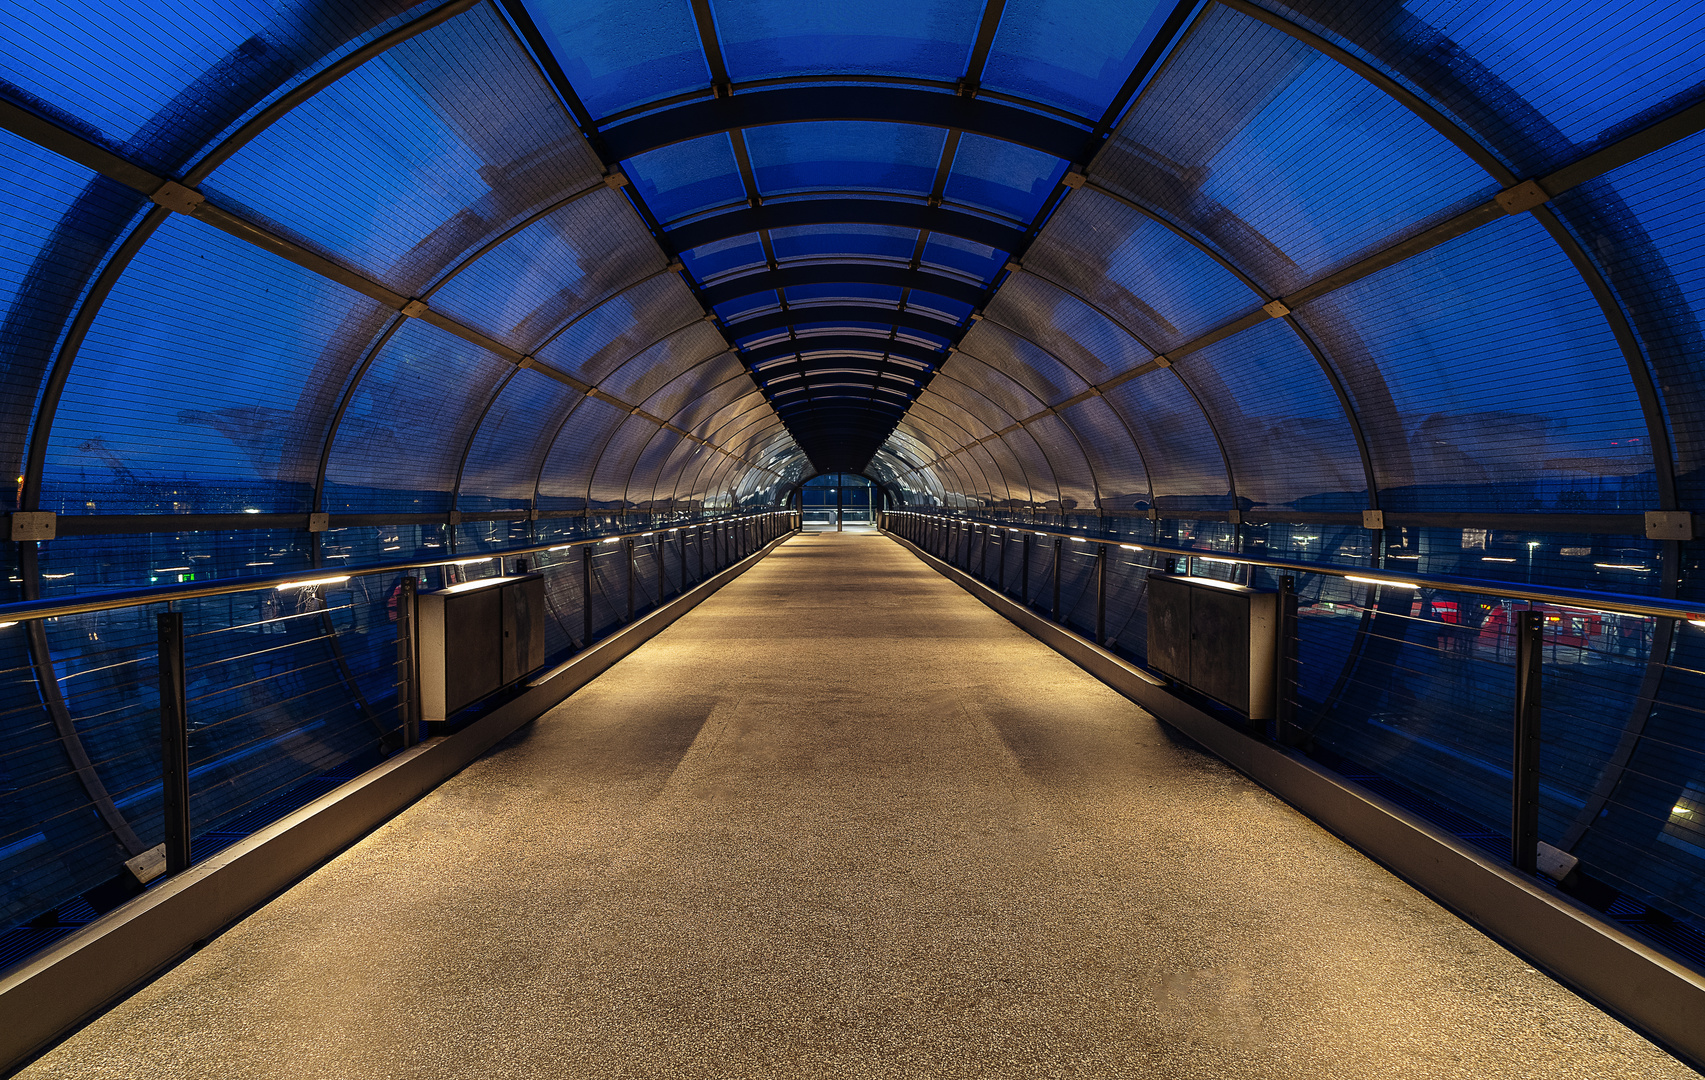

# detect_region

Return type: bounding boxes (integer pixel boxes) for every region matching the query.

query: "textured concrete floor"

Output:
[22,533,1696,1079]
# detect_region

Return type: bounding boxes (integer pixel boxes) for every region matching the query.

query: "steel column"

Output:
[1513,609,1544,874]
[156,611,191,876]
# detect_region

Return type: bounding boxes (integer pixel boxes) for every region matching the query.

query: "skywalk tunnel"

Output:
[1,0,1704,1075]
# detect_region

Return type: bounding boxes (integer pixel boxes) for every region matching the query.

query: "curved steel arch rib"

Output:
[599,86,1093,164]
[700,264,986,309]
[665,198,1027,256]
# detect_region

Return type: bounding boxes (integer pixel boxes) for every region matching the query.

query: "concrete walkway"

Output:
[22,534,1693,1079]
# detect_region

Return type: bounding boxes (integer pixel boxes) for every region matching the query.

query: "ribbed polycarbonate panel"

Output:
[43,214,392,515]
[1270,0,1705,175]
[715,0,981,82]
[910,387,993,441]
[998,428,1060,508]
[936,354,1045,429]
[680,384,764,440]
[644,436,706,510]
[594,322,728,409]
[1296,213,1655,513]
[0,2,431,174]
[1057,396,1150,511]
[618,427,684,510]
[667,443,720,508]
[1098,4,1497,295]
[745,122,946,198]
[640,352,747,425]
[895,404,967,460]
[680,232,767,280]
[1554,130,1705,506]
[943,134,1068,222]
[987,273,1153,384]
[963,441,1012,505]
[535,395,628,511]
[980,0,1172,118]
[533,275,706,385]
[456,370,583,511]
[956,321,1088,406]
[426,190,664,351]
[701,392,770,445]
[1177,317,1365,511]
[1024,190,1260,352]
[1026,414,1096,512]
[322,318,512,513]
[1102,369,1230,506]
[0,134,148,492]
[202,4,602,296]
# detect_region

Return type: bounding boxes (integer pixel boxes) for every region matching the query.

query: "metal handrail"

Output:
[882,510,1705,622]
[0,511,800,624]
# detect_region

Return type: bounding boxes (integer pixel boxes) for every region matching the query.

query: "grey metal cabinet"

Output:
[1146,573,1277,720]
[418,573,546,719]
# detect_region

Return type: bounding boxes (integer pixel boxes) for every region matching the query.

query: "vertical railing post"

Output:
[1513,609,1544,873]
[998,528,1007,593]
[1276,575,1298,745]
[980,525,989,580]
[626,536,637,621]
[1021,532,1031,606]
[837,482,844,532]
[679,529,688,594]
[156,611,191,876]
[1095,543,1108,644]
[396,576,420,748]
[581,545,593,648]
[1051,537,1063,621]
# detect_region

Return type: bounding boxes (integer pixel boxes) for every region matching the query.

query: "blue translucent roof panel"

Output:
[942,134,1067,221]
[623,133,746,222]
[785,283,904,305]
[770,224,917,262]
[519,0,710,118]
[745,122,947,197]
[980,0,1173,119]
[920,234,1006,281]
[906,291,975,322]
[680,233,768,279]
[712,0,982,82]
[715,292,782,322]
